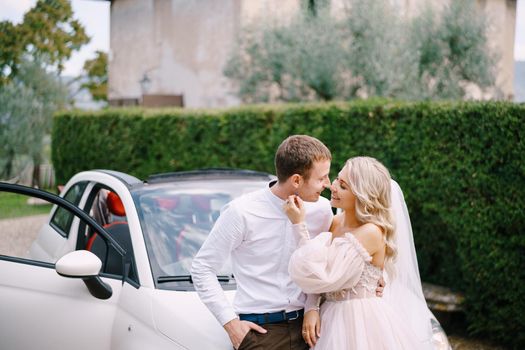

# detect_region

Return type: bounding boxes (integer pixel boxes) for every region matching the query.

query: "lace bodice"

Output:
[323,233,383,301]
[324,261,383,301]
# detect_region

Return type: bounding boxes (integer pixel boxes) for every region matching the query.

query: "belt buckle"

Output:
[286,310,299,321]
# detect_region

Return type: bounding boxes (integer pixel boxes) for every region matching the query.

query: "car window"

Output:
[50,182,88,237]
[132,179,268,290]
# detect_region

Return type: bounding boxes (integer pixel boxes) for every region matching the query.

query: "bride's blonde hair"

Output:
[344,156,397,278]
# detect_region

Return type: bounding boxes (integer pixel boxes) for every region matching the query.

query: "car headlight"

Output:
[431,318,452,350]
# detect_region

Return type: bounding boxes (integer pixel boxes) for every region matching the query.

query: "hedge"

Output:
[53,100,525,348]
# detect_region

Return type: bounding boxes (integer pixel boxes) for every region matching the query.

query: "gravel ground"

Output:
[0,214,48,258]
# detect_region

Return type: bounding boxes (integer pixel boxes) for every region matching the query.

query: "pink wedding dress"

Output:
[289,226,423,350]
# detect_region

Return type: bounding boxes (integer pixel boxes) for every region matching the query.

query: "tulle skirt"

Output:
[313,296,422,350]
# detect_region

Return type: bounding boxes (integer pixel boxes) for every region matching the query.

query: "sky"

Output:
[0,0,524,77]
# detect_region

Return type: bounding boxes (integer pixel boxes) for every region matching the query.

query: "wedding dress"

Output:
[289,229,422,349]
[288,180,433,350]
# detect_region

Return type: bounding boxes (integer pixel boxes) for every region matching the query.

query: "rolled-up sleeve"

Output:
[191,202,244,325]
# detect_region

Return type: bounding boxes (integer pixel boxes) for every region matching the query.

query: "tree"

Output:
[0,60,67,182]
[344,0,421,99]
[0,82,42,179]
[225,0,497,102]
[224,5,347,103]
[81,50,108,102]
[0,0,89,83]
[0,0,88,185]
[409,1,497,99]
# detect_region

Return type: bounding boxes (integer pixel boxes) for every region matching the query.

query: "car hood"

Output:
[152,288,235,349]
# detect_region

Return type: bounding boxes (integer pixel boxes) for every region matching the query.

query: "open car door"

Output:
[0,183,131,350]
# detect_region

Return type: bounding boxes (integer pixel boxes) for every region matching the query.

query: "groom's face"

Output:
[297,159,331,202]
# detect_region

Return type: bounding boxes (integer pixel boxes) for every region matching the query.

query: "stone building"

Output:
[106,0,517,108]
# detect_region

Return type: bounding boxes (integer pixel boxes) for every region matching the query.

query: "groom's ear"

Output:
[289,174,303,189]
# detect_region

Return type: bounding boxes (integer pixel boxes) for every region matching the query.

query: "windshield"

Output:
[131,178,270,289]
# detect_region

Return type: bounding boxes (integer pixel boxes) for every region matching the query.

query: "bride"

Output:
[283,156,433,350]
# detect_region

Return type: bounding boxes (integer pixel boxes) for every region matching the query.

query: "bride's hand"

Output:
[302,309,321,348]
[283,195,305,224]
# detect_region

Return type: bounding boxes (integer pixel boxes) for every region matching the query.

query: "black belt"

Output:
[239,309,304,325]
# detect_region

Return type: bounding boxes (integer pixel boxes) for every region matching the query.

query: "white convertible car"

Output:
[0,169,451,350]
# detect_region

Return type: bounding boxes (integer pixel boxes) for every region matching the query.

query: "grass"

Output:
[0,192,53,219]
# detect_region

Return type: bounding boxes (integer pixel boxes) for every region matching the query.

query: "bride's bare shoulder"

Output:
[353,223,384,254]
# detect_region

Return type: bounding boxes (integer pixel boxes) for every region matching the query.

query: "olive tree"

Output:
[224,6,347,103]
[0,0,87,184]
[0,61,67,183]
[225,0,497,102]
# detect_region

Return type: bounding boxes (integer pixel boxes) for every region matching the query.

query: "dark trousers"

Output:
[238,316,308,350]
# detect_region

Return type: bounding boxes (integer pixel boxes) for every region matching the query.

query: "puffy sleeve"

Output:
[288,223,371,294]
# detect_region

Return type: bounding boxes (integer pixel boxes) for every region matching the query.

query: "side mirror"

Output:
[56,250,113,300]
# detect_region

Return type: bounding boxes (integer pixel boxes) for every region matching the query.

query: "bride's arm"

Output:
[303,294,321,348]
[284,197,321,346]
[283,195,311,246]
[304,293,320,312]
[291,222,311,246]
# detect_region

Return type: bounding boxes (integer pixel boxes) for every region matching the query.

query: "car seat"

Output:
[86,192,134,277]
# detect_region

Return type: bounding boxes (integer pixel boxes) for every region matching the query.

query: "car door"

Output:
[0,183,127,350]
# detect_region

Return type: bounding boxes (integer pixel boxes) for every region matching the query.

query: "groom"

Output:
[192,135,381,350]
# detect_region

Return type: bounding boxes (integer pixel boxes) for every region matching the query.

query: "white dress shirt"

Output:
[191,185,333,325]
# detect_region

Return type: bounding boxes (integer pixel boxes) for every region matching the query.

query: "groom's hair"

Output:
[275,135,331,182]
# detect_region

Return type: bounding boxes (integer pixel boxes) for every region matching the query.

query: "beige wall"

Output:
[241,0,298,26]
[109,0,156,102]
[108,0,517,107]
[109,0,242,108]
[482,0,517,99]
[109,0,299,108]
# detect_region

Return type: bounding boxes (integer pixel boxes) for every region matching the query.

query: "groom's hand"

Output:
[224,318,267,349]
[376,276,386,297]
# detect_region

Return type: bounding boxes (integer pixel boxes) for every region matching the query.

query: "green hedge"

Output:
[53,101,525,348]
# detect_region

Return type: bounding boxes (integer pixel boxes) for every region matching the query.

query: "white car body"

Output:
[1,170,258,350]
